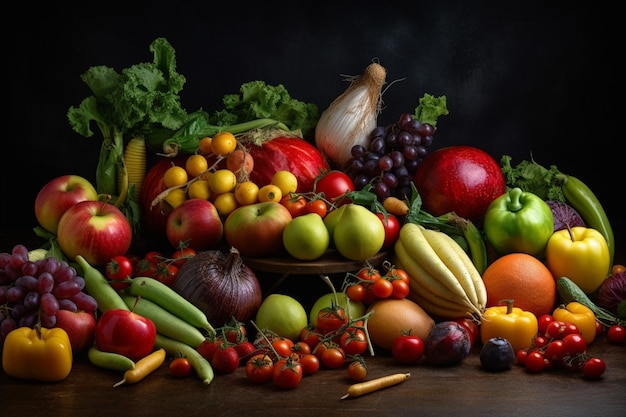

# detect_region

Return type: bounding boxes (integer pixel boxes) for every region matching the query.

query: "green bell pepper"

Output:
[484,187,554,258]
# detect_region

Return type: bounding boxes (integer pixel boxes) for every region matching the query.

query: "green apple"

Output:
[309,292,366,327]
[254,294,308,341]
[282,213,329,260]
[333,204,385,260]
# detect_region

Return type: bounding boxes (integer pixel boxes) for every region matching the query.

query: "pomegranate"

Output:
[413,145,505,225]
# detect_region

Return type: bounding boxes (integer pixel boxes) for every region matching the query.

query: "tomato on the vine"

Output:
[562,333,586,356]
[299,326,322,350]
[339,329,368,356]
[524,351,545,373]
[316,306,348,333]
[321,345,346,369]
[298,353,320,375]
[537,314,554,335]
[144,251,163,265]
[272,357,303,389]
[245,353,274,383]
[272,338,295,358]
[171,247,197,268]
[390,278,410,299]
[306,199,328,218]
[313,170,355,205]
[169,357,192,377]
[280,194,308,218]
[347,359,368,382]
[105,255,133,280]
[345,283,366,303]
[544,340,565,363]
[153,263,179,287]
[292,341,311,356]
[211,345,240,374]
[372,277,393,299]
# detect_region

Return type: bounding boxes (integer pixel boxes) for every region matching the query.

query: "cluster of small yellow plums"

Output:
[160,131,298,217]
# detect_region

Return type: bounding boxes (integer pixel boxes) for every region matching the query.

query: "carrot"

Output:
[113,348,166,387]
[383,196,409,217]
[340,372,410,399]
[122,136,147,202]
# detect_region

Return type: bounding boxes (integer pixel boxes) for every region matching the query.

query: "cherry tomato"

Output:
[272,357,303,389]
[595,320,604,337]
[299,326,322,350]
[313,170,355,205]
[339,329,368,356]
[391,333,425,364]
[561,322,580,337]
[537,314,554,335]
[375,212,401,250]
[356,266,381,283]
[306,199,328,218]
[169,357,192,377]
[291,341,311,356]
[171,247,197,268]
[390,278,410,299]
[533,335,549,349]
[105,255,133,281]
[524,351,545,373]
[544,340,565,363]
[235,341,256,362]
[153,263,179,287]
[317,306,348,333]
[298,353,320,375]
[345,283,366,303]
[347,359,368,382]
[211,345,240,374]
[372,277,393,299]
[280,194,308,218]
[245,353,274,383]
[134,259,157,278]
[545,320,566,339]
[196,338,223,361]
[582,357,606,379]
[272,338,295,358]
[607,324,626,343]
[516,349,528,365]
[562,333,586,356]
[144,251,163,265]
[321,346,346,369]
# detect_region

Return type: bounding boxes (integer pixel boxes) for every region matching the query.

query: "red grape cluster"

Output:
[0,244,97,344]
[345,112,436,201]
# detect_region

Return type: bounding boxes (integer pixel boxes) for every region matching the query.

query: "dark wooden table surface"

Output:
[1,231,625,417]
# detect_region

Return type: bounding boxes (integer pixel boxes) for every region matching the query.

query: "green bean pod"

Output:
[76,255,128,314]
[88,346,136,372]
[561,175,615,271]
[154,333,214,385]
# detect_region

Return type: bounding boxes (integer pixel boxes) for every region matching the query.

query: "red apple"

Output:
[413,145,506,225]
[56,200,132,266]
[166,199,224,251]
[55,309,97,353]
[375,212,401,251]
[223,201,293,258]
[34,174,99,233]
[95,308,156,361]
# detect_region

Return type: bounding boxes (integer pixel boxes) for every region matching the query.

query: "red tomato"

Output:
[537,314,554,335]
[339,329,368,356]
[316,306,348,333]
[144,251,163,265]
[134,259,156,278]
[280,195,308,218]
[582,357,606,379]
[321,346,346,369]
[272,338,295,358]
[606,324,626,343]
[347,359,368,382]
[298,353,320,375]
[272,357,303,389]
[390,279,410,299]
[306,199,328,218]
[375,212,401,250]
[371,278,393,299]
[169,357,192,377]
[292,341,311,356]
[197,338,223,361]
[245,353,274,383]
[562,333,586,356]
[544,340,565,363]
[105,255,133,280]
[171,247,197,268]
[235,341,256,362]
[391,333,425,364]
[299,326,322,350]
[211,345,240,374]
[345,283,366,303]
[314,170,355,205]
[524,351,545,373]
[153,263,179,287]
[545,320,566,339]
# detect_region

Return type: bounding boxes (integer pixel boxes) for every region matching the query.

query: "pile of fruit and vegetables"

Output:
[1,37,624,390]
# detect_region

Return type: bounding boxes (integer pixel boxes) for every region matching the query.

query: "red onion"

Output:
[596,271,626,319]
[172,247,262,328]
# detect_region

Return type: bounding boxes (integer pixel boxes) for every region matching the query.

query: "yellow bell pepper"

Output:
[480,299,538,353]
[2,326,73,382]
[545,226,610,294]
[552,301,597,344]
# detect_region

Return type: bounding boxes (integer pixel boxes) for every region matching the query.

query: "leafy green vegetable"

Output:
[499,155,566,201]
[412,93,449,126]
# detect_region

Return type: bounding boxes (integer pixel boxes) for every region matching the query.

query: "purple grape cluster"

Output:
[346,112,437,201]
[0,244,97,343]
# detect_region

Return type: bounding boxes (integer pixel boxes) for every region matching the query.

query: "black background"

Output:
[4,1,623,248]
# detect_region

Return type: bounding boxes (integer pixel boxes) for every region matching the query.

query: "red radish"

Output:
[413,145,505,225]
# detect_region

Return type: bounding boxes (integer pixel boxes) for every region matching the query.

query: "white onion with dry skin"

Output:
[172,247,262,328]
[315,62,386,169]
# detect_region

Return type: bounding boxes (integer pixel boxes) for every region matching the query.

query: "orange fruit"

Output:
[481,253,556,317]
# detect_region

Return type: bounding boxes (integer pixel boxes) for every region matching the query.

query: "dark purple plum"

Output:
[479,337,515,371]
[424,321,471,366]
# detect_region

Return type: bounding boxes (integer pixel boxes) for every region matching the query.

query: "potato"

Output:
[366,298,435,351]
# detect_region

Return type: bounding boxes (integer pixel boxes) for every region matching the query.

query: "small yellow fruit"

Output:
[209,169,237,194]
[187,179,211,200]
[258,184,283,203]
[213,192,238,216]
[164,188,187,209]
[185,154,209,178]
[163,166,188,188]
[234,181,259,206]
[271,170,298,196]
[211,132,237,156]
